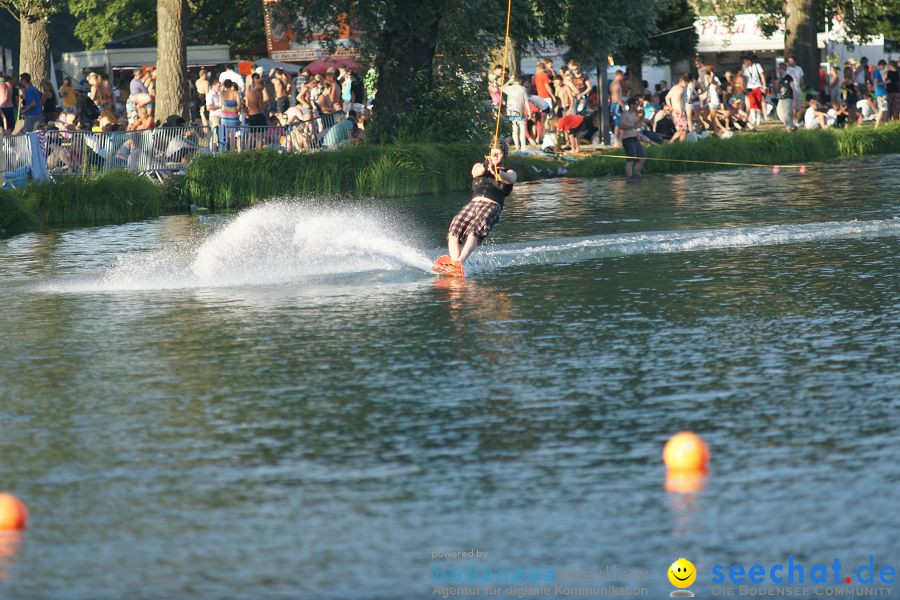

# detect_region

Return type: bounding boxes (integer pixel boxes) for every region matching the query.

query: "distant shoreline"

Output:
[2,123,899,236]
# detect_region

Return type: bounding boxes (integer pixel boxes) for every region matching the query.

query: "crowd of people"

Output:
[2,53,898,168]
[488,55,900,156]
[0,62,372,151]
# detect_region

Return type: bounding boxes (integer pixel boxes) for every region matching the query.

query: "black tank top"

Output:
[471,166,513,207]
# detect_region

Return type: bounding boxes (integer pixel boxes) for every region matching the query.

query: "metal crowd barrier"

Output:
[3,112,352,185]
[1,133,33,188]
[216,113,346,153]
[44,126,213,180]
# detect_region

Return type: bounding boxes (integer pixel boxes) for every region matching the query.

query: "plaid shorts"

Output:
[448,199,502,243]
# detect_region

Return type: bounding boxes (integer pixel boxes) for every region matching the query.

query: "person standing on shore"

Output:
[0,73,14,133]
[18,73,43,132]
[620,98,646,179]
[246,74,266,127]
[196,69,210,126]
[205,80,223,148]
[570,64,592,114]
[887,60,900,122]
[872,60,888,128]
[775,64,795,130]
[610,70,625,139]
[503,75,530,151]
[742,55,767,129]
[786,56,805,122]
[665,75,689,143]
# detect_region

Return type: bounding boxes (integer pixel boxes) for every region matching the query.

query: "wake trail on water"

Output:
[38,203,900,293]
[470,217,900,271]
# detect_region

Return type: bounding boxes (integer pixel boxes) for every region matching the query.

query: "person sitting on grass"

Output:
[827,101,848,127]
[804,98,829,129]
[727,98,749,130]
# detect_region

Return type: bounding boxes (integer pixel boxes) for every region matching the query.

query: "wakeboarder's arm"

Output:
[472,163,488,177]
[494,168,517,185]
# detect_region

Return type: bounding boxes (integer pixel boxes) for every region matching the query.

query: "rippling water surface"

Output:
[1,155,899,599]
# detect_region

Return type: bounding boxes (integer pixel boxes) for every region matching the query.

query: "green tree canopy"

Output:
[66,0,264,51]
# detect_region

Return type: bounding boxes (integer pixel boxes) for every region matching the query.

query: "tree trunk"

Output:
[369,1,441,143]
[156,0,187,120]
[597,58,611,146]
[19,16,50,83]
[626,54,644,97]
[784,0,819,92]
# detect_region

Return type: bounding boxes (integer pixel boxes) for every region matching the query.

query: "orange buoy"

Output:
[663,432,709,471]
[0,494,28,530]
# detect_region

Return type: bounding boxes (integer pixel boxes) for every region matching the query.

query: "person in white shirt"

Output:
[218,65,244,92]
[804,99,828,129]
[855,97,876,121]
[502,75,531,151]
[741,55,767,129]
[786,55,805,121]
[205,81,223,150]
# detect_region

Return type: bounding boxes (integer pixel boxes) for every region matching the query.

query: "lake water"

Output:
[1,155,899,599]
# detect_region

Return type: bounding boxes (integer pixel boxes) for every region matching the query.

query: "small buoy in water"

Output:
[663,432,709,471]
[0,494,27,530]
[799,166,807,174]
[772,165,780,175]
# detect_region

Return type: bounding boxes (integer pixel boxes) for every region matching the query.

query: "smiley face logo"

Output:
[668,558,697,588]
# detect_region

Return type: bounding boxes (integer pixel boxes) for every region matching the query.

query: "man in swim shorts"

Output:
[620,98,647,179]
[446,139,517,264]
[666,74,689,143]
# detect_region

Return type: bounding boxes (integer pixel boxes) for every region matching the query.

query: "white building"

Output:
[695,14,892,70]
[60,45,231,81]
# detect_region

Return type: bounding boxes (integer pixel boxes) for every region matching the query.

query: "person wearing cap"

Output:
[446,140,517,265]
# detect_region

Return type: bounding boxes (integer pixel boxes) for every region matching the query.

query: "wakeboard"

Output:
[431,255,465,278]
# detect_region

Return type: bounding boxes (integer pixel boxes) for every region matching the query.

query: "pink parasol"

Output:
[305,57,363,75]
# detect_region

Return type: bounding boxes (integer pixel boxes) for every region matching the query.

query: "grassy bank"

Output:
[569,121,900,177]
[0,171,164,235]
[181,143,558,210]
[2,124,898,236]
[0,188,43,236]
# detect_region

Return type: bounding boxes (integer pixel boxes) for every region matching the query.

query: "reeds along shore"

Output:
[2,123,899,236]
[1,171,164,235]
[180,143,557,210]
[570,122,900,176]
